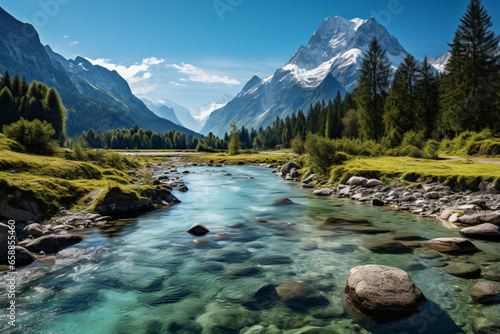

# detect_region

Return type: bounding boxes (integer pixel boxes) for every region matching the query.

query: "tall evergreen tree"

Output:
[356,38,391,141]
[228,122,241,155]
[44,87,66,143]
[0,87,17,126]
[384,54,420,144]
[417,57,441,138]
[441,0,500,133]
[0,71,11,92]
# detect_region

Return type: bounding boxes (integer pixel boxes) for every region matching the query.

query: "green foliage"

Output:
[3,118,57,155]
[228,121,241,155]
[106,152,125,170]
[195,143,216,152]
[71,142,87,161]
[440,129,500,157]
[305,133,349,174]
[290,133,305,155]
[357,38,391,141]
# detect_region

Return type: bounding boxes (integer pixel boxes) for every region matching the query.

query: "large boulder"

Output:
[458,211,500,226]
[346,176,368,186]
[424,238,479,254]
[140,187,181,205]
[276,282,329,311]
[186,223,210,236]
[24,234,83,254]
[281,161,301,176]
[14,246,37,267]
[92,187,154,217]
[460,223,500,241]
[470,281,500,304]
[343,265,426,323]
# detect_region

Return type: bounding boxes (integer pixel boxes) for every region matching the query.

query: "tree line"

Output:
[0,72,66,144]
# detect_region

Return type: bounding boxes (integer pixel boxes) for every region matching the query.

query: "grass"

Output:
[181,152,296,165]
[0,134,135,221]
[329,156,500,190]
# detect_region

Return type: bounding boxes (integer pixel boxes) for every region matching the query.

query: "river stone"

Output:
[273,198,294,205]
[289,168,299,178]
[302,174,316,184]
[346,176,368,186]
[276,282,329,311]
[21,223,44,239]
[460,223,500,241]
[226,266,262,279]
[14,246,37,267]
[343,265,426,323]
[424,191,440,199]
[471,317,500,334]
[366,179,383,188]
[253,255,293,265]
[442,262,481,278]
[24,234,83,254]
[190,239,208,244]
[424,238,479,254]
[391,234,424,241]
[372,198,385,206]
[342,225,391,235]
[459,211,500,226]
[313,188,333,196]
[441,208,455,220]
[324,216,371,226]
[186,223,210,236]
[470,281,500,304]
[482,266,500,282]
[281,161,301,175]
[362,238,410,254]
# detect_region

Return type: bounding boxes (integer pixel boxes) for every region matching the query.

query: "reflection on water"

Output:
[1,166,499,334]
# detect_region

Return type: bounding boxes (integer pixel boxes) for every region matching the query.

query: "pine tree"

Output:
[44,87,66,143]
[384,54,420,144]
[0,71,11,91]
[356,38,391,141]
[441,0,500,133]
[11,74,21,98]
[417,57,441,138]
[0,87,17,126]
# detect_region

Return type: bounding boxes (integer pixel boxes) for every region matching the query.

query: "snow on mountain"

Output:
[428,51,451,73]
[202,15,408,136]
[192,93,233,126]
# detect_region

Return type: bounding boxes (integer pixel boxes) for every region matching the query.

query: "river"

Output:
[1,166,499,333]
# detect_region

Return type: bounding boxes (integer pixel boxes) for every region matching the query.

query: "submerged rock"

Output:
[324,216,371,226]
[343,265,426,323]
[24,234,83,254]
[442,262,481,278]
[362,238,411,254]
[424,238,479,254]
[276,282,329,311]
[470,281,500,304]
[186,223,210,236]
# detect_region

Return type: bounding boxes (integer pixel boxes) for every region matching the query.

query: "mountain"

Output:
[140,97,183,126]
[192,93,233,126]
[428,51,451,73]
[202,15,408,136]
[0,6,201,138]
[159,98,202,133]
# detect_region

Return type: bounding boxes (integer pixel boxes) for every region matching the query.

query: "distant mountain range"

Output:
[0,7,201,137]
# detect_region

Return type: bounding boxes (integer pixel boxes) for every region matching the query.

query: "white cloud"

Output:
[167,62,240,85]
[63,35,69,39]
[86,57,165,94]
[69,41,79,45]
[170,81,187,87]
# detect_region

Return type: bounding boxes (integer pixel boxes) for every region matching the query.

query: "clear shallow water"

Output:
[2,166,499,334]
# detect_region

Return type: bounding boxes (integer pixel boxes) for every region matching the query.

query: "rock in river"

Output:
[186,223,210,236]
[460,223,500,241]
[273,198,294,205]
[281,161,301,176]
[470,281,500,304]
[442,262,481,278]
[276,282,329,311]
[313,188,333,196]
[324,216,371,226]
[343,265,426,323]
[24,234,83,254]
[424,238,479,254]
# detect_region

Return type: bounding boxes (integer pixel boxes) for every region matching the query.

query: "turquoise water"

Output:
[1,166,499,334]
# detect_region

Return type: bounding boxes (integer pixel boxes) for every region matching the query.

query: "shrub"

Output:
[106,152,124,170]
[291,134,305,155]
[3,118,57,155]
[305,133,349,174]
[196,143,215,152]
[71,142,88,161]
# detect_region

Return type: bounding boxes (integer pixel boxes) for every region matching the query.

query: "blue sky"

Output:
[2,0,500,110]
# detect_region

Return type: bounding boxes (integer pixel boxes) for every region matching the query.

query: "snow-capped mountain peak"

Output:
[192,93,234,125]
[428,51,451,73]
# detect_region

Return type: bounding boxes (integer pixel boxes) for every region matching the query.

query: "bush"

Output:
[3,118,57,155]
[196,143,215,153]
[305,133,349,174]
[71,142,88,161]
[106,152,124,170]
[291,134,305,155]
